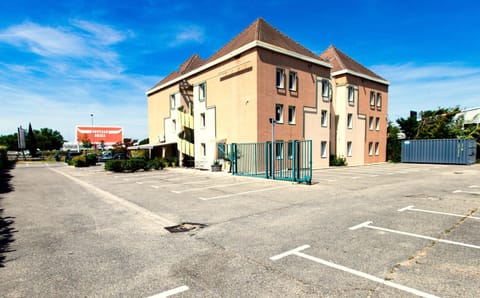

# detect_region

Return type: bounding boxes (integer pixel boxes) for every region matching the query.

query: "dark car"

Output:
[65,151,81,163]
[113,153,128,160]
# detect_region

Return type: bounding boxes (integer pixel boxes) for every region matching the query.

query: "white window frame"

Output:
[375,117,380,131]
[368,142,373,156]
[200,112,206,128]
[287,141,294,160]
[321,110,328,127]
[198,83,206,102]
[276,141,284,160]
[375,142,380,155]
[276,68,285,89]
[288,71,297,91]
[322,80,330,98]
[321,141,327,158]
[275,104,284,123]
[347,86,355,105]
[170,94,176,110]
[370,91,375,107]
[376,92,382,109]
[369,116,374,130]
[201,143,206,156]
[347,141,352,157]
[347,113,353,129]
[288,106,296,125]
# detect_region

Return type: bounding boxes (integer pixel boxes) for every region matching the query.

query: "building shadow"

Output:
[0,162,16,267]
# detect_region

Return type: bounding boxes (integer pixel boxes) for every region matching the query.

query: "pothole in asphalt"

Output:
[165,222,208,233]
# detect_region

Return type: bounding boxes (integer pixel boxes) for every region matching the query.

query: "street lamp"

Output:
[269,117,276,179]
[90,113,94,150]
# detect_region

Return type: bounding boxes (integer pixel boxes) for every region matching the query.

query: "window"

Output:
[375,117,380,131]
[275,142,284,159]
[368,142,373,156]
[347,113,353,129]
[288,106,296,124]
[370,91,375,107]
[198,83,206,102]
[217,143,226,159]
[321,141,327,158]
[170,94,176,110]
[287,141,294,160]
[200,113,206,128]
[276,68,285,89]
[376,93,382,109]
[369,116,374,130]
[321,110,328,127]
[347,86,355,105]
[375,142,379,155]
[275,104,284,123]
[201,143,206,156]
[347,141,352,157]
[288,71,297,91]
[322,80,330,98]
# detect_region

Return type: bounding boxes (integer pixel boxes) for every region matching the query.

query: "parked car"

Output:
[98,151,113,162]
[65,151,81,163]
[113,153,128,160]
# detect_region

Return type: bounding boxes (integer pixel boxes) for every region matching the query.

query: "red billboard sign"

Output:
[76,126,123,146]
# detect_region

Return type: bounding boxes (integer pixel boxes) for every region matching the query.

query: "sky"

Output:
[1,0,479,142]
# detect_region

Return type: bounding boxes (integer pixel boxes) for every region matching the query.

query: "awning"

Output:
[127,141,177,150]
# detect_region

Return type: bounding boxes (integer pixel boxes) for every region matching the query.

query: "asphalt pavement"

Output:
[0,162,479,297]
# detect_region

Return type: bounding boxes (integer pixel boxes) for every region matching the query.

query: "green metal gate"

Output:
[229,140,312,184]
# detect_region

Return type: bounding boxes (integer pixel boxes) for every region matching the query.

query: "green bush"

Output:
[105,160,125,172]
[124,158,148,172]
[165,156,178,167]
[147,158,166,170]
[86,153,97,166]
[0,148,8,170]
[329,155,347,166]
[71,155,88,167]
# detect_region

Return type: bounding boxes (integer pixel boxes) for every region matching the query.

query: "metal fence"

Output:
[401,139,477,165]
[228,140,312,183]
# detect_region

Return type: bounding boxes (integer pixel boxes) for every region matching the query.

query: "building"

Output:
[146,18,389,169]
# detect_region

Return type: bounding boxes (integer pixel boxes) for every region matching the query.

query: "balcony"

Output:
[178,138,194,157]
[177,110,194,130]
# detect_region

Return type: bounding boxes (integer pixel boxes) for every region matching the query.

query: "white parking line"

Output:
[171,181,253,194]
[349,221,480,249]
[398,205,480,220]
[270,245,438,298]
[199,185,290,201]
[453,190,480,195]
[147,285,189,298]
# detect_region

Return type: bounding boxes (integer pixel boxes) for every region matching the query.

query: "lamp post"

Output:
[269,117,276,179]
[90,113,94,150]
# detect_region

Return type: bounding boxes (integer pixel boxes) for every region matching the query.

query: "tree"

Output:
[35,128,64,150]
[26,123,38,157]
[0,133,19,151]
[416,107,460,139]
[396,115,418,139]
[139,138,149,145]
[386,121,401,162]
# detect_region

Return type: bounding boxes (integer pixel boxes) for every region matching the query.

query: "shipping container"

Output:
[401,139,477,165]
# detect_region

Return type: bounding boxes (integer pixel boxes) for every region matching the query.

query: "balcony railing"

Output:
[178,138,194,157]
[177,110,194,129]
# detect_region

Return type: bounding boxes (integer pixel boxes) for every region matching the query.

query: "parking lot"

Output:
[1,162,479,297]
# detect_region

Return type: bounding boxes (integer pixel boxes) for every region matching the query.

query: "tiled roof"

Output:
[148,18,327,93]
[319,45,387,83]
[151,54,204,90]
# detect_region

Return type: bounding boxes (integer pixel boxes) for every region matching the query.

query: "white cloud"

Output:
[0,22,88,57]
[371,62,480,120]
[70,19,128,45]
[168,25,205,47]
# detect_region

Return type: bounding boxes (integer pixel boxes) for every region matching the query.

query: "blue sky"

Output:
[1,0,479,142]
